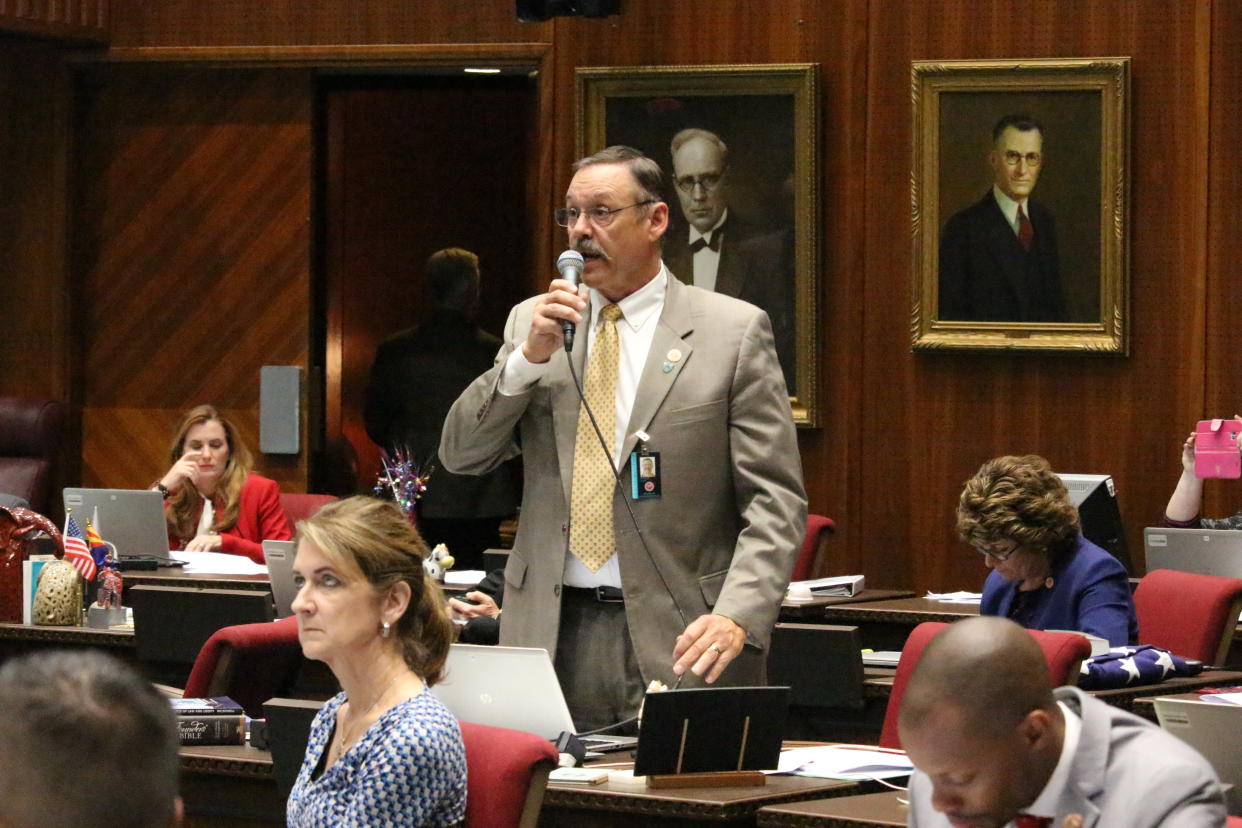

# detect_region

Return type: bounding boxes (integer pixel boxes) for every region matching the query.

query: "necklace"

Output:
[331,668,407,761]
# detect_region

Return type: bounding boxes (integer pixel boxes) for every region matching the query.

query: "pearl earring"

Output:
[381,620,391,638]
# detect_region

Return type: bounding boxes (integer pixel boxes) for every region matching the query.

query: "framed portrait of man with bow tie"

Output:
[911,57,1131,354]
[576,64,821,426]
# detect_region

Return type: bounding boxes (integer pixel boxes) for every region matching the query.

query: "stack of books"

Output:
[170,696,247,746]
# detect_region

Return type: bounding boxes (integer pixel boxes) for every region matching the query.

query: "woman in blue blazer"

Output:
[958,455,1138,646]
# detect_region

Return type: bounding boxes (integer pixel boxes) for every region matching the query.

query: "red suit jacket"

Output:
[168,473,292,563]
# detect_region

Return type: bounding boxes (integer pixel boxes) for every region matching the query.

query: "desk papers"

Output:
[788,574,865,598]
[178,551,268,575]
[444,569,486,586]
[1202,692,1242,705]
[924,590,982,604]
[773,745,914,781]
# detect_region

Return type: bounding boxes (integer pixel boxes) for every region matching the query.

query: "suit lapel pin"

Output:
[663,349,682,373]
[662,361,674,373]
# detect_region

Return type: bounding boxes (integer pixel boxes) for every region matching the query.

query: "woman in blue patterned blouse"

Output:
[286,497,466,827]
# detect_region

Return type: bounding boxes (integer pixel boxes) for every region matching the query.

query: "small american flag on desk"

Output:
[62,512,97,581]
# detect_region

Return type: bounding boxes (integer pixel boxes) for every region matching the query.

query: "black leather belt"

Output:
[562,585,625,604]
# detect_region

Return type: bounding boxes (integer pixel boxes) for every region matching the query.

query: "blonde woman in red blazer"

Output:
[154,405,292,563]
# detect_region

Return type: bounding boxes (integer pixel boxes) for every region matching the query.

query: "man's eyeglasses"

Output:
[674,173,723,193]
[974,540,1017,561]
[1001,151,1042,168]
[554,201,655,228]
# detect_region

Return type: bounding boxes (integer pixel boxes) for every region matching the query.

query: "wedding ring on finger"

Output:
[707,642,722,654]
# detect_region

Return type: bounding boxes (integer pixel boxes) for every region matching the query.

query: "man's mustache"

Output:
[575,240,609,260]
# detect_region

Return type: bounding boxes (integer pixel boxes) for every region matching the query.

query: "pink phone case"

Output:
[1195,419,1242,479]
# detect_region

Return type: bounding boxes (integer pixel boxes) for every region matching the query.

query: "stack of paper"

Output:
[772,745,914,780]
[178,551,268,575]
[789,574,865,597]
[924,590,982,604]
[1202,692,1242,705]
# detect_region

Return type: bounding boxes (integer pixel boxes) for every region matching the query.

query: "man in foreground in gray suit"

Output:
[440,145,806,730]
[901,617,1224,828]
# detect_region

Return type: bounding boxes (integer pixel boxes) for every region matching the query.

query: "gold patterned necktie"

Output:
[569,303,624,571]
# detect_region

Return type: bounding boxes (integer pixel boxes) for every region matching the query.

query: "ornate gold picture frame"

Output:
[911,57,1130,353]
[577,64,820,426]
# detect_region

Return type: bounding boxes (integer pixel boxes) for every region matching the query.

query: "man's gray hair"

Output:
[670,127,729,165]
[573,145,665,205]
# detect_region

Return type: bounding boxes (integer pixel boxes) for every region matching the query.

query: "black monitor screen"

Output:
[1057,473,1132,574]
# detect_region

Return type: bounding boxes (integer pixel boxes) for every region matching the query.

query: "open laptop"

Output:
[63,488,174,562]
[1143,527,1242,577]
[263,539,298,617]
[1154,697,1242,810]
[431,643,636,751]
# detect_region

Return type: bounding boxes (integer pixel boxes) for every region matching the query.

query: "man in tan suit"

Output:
[440,146,806,730]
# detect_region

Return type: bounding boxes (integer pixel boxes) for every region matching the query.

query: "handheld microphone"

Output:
[556,249,585,352]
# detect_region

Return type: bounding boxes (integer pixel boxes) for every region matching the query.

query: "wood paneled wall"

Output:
[73,67,312,492]
[6,0,1238,592]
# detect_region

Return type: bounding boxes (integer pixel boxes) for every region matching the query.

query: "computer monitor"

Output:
[1056,473,1132,573]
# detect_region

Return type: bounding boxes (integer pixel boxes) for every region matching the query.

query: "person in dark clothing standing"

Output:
[364,248,519,570]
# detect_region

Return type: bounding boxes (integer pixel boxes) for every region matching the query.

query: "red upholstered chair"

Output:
[878,622,1092,749]
[1134,569,1242,665]
[459,721,559,828]
[182,616,304,717]
[279,493,339,527]
[0,396,64,521]
[791,514,836,582]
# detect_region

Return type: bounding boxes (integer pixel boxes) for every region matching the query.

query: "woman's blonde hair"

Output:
[297,496,453,685]
[165,405,254,542]
[955,454,1080,559]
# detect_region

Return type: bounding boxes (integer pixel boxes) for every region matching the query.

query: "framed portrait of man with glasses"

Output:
[576,64,821,426]
[911,58,1131,354]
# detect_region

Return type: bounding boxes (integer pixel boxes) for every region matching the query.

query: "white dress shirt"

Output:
[498,265,669,588]
[688,210,728,292]
[992,185,1030,237]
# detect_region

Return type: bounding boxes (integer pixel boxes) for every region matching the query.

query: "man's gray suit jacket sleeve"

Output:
[710,308,806,642]
[439,303,528,475]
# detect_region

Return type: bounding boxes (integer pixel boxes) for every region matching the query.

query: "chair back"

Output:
[1134,569,1242,664]
[0,397,64,521]
[279,493,339,528]
[459,720,559,828]
[878,622,1092,749]
[182,615,303,717]
[791,513,836,582]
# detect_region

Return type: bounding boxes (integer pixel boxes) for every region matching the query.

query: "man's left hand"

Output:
[672,614,746,684]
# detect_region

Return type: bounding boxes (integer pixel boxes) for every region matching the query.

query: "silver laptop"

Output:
[63,488,172,561]
[431,644,636,750]
[264,539,298,617]
[1154,697,1242,810]
[1143,527,1242,577]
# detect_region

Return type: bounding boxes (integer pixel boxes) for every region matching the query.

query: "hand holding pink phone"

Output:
[1194,418,1242,478]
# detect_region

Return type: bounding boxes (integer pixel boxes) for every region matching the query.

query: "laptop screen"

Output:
[62,488,172,560]
[431,644,576,740]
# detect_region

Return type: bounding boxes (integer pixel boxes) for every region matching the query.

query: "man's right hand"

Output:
[448,591,501,620]
[522,279,587,364]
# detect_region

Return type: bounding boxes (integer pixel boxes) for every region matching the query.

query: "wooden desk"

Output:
[180,744,284,825]
[757,791,907,827]
[179,741,859,828]
[1088,670,1242,713]
[779,590,917,622]
[126,571,271,592]
[542,774,860,827]
[0,622,135,667]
